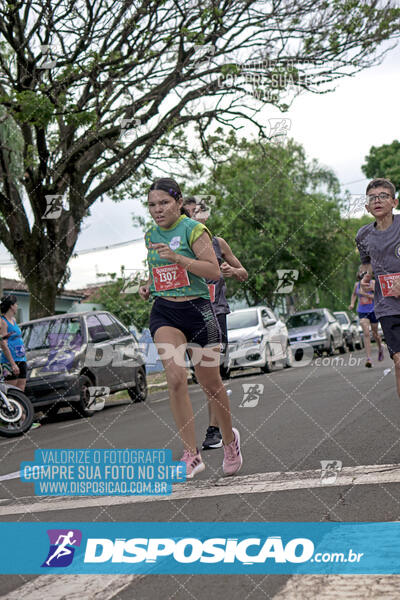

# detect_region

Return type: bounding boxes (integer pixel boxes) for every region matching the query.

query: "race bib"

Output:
[378,273,400,297]
[152,264,190,292]
[208,284,216,302]
[360,293,373,305]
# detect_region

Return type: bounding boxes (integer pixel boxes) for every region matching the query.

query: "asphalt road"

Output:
[1,346,400,598]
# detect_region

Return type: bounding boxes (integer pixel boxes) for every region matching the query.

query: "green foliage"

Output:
[0,0,399,318]
[185,136,361,313]
[92,269,151,331]
[65,110,97,127]
[14,91,55,128]
[362,140,400,191]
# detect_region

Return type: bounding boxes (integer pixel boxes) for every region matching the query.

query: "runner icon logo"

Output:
[274,269,299,294]
[42,529,82,568]
[88,386,110,411]
[320,460,342,485]
[43,195,65,219]
[268,118,291,140]
[239,383,264,408]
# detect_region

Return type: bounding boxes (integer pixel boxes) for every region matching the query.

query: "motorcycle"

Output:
[0,382,34,437]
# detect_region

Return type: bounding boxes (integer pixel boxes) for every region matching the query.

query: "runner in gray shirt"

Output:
[355,178,400,396]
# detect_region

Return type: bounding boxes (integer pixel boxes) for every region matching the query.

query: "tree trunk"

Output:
[26,274,59,320]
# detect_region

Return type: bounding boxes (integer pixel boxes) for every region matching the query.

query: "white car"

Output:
[226,306,293,374]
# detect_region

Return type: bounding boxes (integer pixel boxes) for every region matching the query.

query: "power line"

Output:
[339,177,368,187]
[72,236,144,255]
[0,236,145,266]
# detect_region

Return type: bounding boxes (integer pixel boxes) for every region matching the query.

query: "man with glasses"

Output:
[356,178,400,395]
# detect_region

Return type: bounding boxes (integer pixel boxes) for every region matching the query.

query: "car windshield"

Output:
[334,313,348,325]
[21,317,83,351]
[286,312,325,328]
[227,310,259,330]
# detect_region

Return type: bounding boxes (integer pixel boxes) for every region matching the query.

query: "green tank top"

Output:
[145,215,212,299]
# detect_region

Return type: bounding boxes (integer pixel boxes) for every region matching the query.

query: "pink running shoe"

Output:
[378,348,384,362]
[223,428,243,476]
[180,448,205,479]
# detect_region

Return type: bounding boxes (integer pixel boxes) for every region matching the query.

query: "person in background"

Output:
[349,265,384,368]
[183,196,248,450]
[0,295,40,430]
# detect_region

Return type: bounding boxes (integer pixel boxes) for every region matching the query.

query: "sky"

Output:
[0,40,399,289]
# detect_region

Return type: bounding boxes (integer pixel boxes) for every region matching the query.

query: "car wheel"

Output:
[261,347,272,373]
[338,336,347,354]
[127,367,148,403]
[285,344,294,368]
[347,335,355,352]
[72,375,96,418]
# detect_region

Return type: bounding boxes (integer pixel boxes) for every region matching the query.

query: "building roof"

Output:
[0,277,86,300]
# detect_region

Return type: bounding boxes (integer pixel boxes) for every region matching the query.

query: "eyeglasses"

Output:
[367,192,392,203]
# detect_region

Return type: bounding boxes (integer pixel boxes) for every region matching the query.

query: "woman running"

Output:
[139,178,242,478]
[0,295,27,390]
[349,266,384,368]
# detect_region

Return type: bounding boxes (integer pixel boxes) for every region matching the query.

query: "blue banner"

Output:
[20,449,185,496]
[0,522,399,574]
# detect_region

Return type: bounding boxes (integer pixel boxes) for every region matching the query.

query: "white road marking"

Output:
[150,395,169,404]
[59,421,89,429]
[3,574,143,600]
[1,463,400,515]
[151,387,204,404]
[0,470,21,481]
[272,574,400,599]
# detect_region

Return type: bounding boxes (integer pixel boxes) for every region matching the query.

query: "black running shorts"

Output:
[379,315,400,358]
[149,297,221,347]
[2,360,27,380]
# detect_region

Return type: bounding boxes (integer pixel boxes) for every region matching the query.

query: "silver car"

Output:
[286,308,346,355]
[227,306,292,374]
[333,311,363,351]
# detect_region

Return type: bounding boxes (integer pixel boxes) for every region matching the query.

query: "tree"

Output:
[0,0,399,317]
[186,135,358,311]
[316,214,373,312]
[362,140,400,190]
[92,268,151,331]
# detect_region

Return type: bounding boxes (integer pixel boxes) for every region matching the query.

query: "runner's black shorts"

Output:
[1,361,27,380]
[150,296,221,347]
[379,315,400,358]
[358,310,378,324]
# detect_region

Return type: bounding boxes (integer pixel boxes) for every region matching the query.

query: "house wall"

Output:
[2,291,82,323]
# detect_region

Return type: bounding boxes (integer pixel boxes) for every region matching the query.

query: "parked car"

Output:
[20,311,147,418]
[286,308,346,355]
[333,311,364,351]
[226,306,292,374]
[353,316,365,348]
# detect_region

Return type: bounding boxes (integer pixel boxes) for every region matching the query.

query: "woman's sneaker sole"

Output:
[186,462,205,479]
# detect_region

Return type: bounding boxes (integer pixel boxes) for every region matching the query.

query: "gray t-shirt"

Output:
[355,214,400,319]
